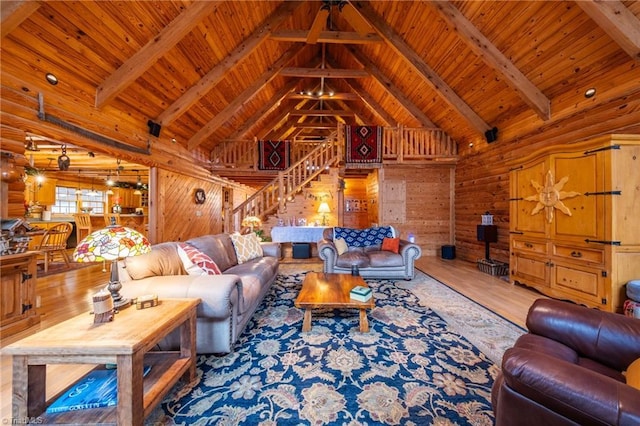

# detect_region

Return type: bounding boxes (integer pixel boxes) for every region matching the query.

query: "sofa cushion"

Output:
[230,233,264,264]
[381,237,400,253]
[334,237,348,255]
[368,250,404,267]
[334,226,394,247]
[124,242,185,279]
[186,234,238,272]
[177,242,221,275]
[336,250,370,268]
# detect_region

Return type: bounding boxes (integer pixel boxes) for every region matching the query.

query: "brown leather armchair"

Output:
[492,299,640,426]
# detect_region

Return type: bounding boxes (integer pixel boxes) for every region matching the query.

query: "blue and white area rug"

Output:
[148,271,525,425]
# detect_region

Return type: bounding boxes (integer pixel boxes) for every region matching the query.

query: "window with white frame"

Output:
[80,189,105,214]
[51,186,77,214]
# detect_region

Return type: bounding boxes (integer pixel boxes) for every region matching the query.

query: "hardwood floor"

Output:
[0,254,545,421]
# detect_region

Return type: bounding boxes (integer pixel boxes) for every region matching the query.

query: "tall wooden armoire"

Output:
[510,134,640,312]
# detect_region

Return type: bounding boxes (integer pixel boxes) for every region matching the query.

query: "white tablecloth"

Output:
[270,226,329,243]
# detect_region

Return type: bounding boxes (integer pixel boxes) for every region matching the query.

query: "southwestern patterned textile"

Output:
[153,272,509,425]
[258,140,290,170]
[334,226,395,247]
[345,125,383,164]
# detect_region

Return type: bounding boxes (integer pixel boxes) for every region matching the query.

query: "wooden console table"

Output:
[2,298,200,425]
[0,251,40,337]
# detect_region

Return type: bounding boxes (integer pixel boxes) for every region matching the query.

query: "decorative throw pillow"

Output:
[381,237,400,254]
[334,237,348,255]
[627,358,640,390]
[230,233,264,264]
[177,242,221,275]
[334,226,395,247]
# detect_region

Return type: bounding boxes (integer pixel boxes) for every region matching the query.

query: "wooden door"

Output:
[510,159,547,236]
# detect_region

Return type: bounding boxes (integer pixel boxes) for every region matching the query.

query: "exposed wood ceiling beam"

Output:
[351,0,491,134]
[258,97,316,140]
[157,1,303,126]
[188,44,305,150]
[271,30,382,44]
[289,110,354,117]
[577,0,640,61]
[318,85,368,125]
[280,67,369,78]
[95,1,221,108]
[307,7,330,44]
[340,78,396,126]
[294,124,338,129]
[343,2,374,35]
[1,1,40,38]
[346,48,437,128]
[430,1,551,121]
[286,92,360,100]
[225,80,300,140]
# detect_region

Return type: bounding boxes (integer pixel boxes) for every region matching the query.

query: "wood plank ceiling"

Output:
[2,1,640,187]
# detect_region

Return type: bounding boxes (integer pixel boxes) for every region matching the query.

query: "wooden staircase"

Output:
[225,136,340,233]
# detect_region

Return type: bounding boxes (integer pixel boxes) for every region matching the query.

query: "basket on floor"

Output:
[477,258,509,276]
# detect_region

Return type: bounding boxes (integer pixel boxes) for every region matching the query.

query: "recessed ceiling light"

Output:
[584,88,596,98]
[45,73,58,85]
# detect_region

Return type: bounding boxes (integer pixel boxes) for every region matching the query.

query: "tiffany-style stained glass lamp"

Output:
[73,226,151,309]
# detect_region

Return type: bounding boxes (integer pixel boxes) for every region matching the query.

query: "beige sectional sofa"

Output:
[118,233,280,354]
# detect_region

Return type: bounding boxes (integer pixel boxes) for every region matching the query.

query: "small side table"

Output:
[477,225,498,260]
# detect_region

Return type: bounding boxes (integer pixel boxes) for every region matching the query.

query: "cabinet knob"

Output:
[570,251,582,258]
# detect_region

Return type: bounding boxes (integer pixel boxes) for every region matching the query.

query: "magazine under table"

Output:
[3,298,200,425]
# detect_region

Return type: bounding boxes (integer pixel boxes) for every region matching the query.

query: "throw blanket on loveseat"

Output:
[334,226,395,247]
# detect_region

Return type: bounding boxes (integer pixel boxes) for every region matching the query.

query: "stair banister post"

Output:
[278,172,285,212]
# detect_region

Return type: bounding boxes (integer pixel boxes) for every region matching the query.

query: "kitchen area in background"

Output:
[19,134,149,248]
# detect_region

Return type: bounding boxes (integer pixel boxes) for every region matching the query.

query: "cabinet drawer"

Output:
[511,254,549,286]
[512,238,547,255]
[552,264,605,306]
[552,244,604,264]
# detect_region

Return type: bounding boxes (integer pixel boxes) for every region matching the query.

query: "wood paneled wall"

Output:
[378,164,455,255]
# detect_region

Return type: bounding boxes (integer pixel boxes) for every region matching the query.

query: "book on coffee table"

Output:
[46,365,152,413]
[350,285,372,302]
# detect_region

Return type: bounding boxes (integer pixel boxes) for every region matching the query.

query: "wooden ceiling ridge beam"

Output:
[346,47,437,128]
[286,92,360,100]
[258,87,321,140]
[305,83,368,125]
[577,0,640,62]
[225,79,300,140]
[1,0,41,39]
[280,67,369,78]
[157,0,303,126]
[95,1,222,109]
[187,43,306,150]
[430,1,551,121]
[289,109,355,117]
[351,1,491,134]
[271,30,382,44]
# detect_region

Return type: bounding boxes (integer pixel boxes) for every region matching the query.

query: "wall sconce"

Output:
[318,202,331,226]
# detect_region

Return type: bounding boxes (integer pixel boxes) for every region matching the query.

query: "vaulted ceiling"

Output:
[2,0,640,185]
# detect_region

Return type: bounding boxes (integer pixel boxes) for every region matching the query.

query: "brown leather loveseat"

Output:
[492,298,640,426]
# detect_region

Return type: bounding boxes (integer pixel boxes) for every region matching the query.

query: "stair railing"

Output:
[228,136,339,232]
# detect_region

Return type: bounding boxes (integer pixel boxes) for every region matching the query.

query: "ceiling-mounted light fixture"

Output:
[106,171,114,187]
[45,73,58,85]
[25,137,40,152]
[584,88,596,98]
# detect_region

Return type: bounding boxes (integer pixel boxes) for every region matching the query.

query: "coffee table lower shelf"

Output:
[37,352,190,424]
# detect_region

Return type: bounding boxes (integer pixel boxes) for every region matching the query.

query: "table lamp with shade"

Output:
[73,226,151,309]
[317,202,331,226]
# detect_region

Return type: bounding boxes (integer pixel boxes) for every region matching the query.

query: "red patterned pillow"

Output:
[177,242,221,275]
[381,237,400,254]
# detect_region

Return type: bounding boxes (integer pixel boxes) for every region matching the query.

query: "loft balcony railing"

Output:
[219,125,457,232]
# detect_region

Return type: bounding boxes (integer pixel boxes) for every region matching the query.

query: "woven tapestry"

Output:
[258,140,290,170]
[345,125,382,164]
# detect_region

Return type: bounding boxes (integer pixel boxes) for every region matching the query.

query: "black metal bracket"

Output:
[584,144,620,155]
[585,239,621,245]
[22,303,32,314]
[22,272,32,283]
[583,191,621,196]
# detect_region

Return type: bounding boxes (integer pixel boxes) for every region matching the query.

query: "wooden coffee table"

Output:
[295,272,374,332]
[2,298,200,425]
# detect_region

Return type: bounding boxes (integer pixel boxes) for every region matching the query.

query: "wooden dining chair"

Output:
[103,213,121,227]
[73,213,93,242]
[36,222,73,272]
